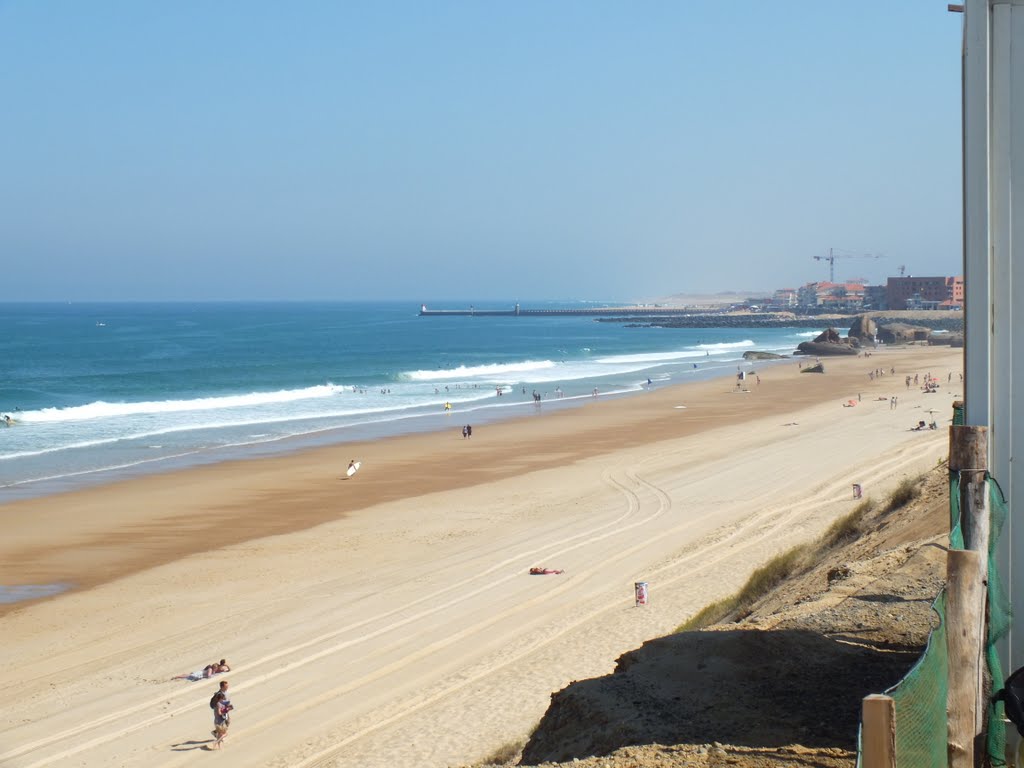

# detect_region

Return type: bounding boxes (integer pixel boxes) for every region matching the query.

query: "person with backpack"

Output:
[209,681,233,748]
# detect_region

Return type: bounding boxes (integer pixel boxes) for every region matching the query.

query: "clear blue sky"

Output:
[0,1,963,302]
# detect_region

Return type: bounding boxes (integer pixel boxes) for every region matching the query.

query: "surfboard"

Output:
[346,461,361,478]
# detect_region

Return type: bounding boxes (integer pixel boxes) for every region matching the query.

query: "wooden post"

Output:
[949,425,990,549]
[863,694,896,768]
[947,549,986,768]
[947,423,991,742]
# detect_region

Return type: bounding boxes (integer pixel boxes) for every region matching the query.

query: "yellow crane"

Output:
[813,248,884,282]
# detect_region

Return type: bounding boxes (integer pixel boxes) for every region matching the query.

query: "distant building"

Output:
[797,282,866,311]
[949,275,965,304]
[886,276,964,310]
[771,288,798,308]
[863,285,888,310]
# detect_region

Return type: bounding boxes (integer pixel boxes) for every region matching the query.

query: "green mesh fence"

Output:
[856,466,1010,767]
[986,478,1011,765]
[884,592,950,767]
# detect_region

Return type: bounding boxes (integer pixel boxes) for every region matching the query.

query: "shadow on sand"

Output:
[170,738,217,752]
[521,627,922,764]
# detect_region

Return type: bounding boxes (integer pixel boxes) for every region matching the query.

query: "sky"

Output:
[0,1,965,303]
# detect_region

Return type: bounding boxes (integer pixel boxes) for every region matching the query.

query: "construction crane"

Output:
[813,248,884,282]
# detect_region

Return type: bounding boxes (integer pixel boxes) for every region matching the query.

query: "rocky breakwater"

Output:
[796,327,859,357]
[607,313,847,330]
[875,322,930,345]
[872,320,965,348]
[848,315,877,345]
[927,332,964,347]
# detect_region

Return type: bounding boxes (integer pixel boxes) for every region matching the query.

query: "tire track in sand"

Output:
[0,467,659,767]
[7,434,943,767]
[267,438,946,767]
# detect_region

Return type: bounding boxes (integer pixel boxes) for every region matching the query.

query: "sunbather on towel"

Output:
[172,659,230,681]
[529,567,564,575]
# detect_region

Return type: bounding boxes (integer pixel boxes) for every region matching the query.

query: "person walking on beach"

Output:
[210,692,232,748]
[210,681,233,748]
[462,425,468,439]
[466,424,472,438]
[217,679,231,708]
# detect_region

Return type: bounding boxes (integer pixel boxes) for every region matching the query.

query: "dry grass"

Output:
[677,544,809,631]
[678,476,924,632]
[885,476,920,512]
[467,738,526,767]
[821,498,873,549]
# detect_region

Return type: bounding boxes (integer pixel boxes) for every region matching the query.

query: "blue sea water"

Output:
[0,301,822,500]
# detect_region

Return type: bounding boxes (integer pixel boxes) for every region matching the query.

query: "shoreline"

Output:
[1,344,963,767]
[0,347,956,609]
[0,354,783,504]
[0,359,789,607]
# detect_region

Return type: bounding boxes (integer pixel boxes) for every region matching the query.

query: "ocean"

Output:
[0,301,822,500]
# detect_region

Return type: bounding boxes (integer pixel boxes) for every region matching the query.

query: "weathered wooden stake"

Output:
[947,549,986,768]
[947,423,991,747]
[862,694,896,768]
[948,425,990,555]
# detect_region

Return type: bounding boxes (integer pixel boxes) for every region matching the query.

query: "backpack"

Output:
[994,666,1024,736]
[210,694,219,710]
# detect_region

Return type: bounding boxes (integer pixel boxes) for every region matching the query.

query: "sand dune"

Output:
[0,346,961,767]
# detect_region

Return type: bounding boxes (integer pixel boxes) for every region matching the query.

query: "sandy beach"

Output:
[0,345,962,768]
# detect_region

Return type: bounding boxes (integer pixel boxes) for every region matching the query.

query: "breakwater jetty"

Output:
[419,303,681,317]
[417,304,965,334]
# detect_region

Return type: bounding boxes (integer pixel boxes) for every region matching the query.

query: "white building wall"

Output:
[962,0,1024,677]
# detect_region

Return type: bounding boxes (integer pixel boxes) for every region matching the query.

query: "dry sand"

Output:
[0,345,962,768]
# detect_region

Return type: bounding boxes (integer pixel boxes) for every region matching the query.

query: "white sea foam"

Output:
[595,350,707,364]
[402,360,556,381]
[1,302,814,497]
[695,340,755,350]
[16,384,351,423]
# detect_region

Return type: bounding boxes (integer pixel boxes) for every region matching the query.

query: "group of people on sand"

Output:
[172,660,234,749]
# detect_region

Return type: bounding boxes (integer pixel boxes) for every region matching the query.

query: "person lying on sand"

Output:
[172,659,230,681]
[529,567,564,575]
